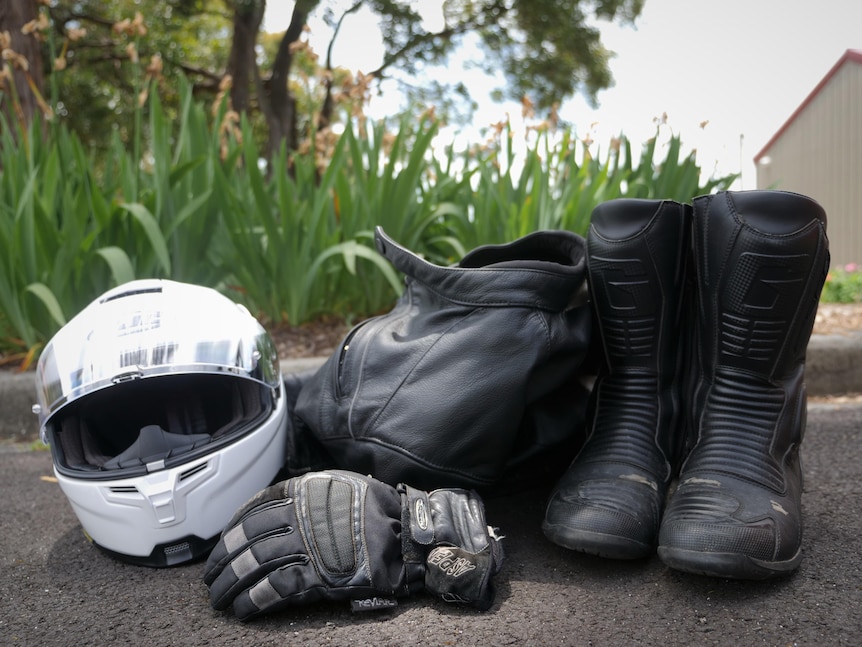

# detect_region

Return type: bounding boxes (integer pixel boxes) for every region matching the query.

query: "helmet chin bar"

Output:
[52,384,288,565]
[93,533,219,568]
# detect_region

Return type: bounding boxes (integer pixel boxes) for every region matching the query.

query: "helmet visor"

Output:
[35,280,280,436]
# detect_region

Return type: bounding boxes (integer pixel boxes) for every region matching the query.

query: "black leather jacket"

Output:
[291,226,594,491]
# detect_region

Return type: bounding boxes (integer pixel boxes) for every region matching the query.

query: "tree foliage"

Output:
[41,0,231,152]
[2,0,645,156]
[369,0,644,111]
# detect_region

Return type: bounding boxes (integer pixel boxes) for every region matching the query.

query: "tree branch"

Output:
[318,1,361,130]
[364,25,454,81]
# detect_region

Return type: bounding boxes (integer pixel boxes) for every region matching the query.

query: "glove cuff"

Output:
[399,484,503,609]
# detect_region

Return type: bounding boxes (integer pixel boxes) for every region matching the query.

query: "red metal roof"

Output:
[754,49,862,163]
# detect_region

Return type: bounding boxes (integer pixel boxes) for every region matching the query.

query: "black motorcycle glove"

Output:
[203,470,504,620]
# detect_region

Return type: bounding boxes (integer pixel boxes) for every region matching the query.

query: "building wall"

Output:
[756,61,862,267]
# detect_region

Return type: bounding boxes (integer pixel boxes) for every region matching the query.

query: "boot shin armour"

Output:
[658,190,829,579]
[543,198,692,559]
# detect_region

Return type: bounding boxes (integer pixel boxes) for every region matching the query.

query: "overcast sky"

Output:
[265,0,862,190]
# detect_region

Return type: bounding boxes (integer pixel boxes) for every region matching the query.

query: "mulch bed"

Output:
[3,303,861,373]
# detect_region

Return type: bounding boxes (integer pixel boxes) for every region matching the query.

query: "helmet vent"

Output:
[162,540,193,565]
[109,485,139,494]
[179,462,208,481]
[101,286,162,303]
[164,541,190,555]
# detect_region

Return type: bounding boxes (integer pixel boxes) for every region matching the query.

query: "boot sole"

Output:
[542,521,653,560]
[657,546,802,580]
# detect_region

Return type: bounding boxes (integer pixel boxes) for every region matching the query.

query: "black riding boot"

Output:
[658,190,829,579]
[542,198,692,559]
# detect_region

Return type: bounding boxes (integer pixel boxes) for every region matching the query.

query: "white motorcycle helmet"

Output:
[33,279,288,567]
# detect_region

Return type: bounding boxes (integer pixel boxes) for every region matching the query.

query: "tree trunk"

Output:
[264,2,309,158]
[226,0,265,115]
[225,0,318,158]
[0,0,46,134]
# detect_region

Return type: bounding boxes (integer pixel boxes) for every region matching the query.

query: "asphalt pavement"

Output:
[1,339,861,646]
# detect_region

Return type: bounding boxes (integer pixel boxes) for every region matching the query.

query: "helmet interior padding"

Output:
[51,373,271,475]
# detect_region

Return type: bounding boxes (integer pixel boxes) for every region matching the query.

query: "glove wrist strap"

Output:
[398,485,431,593]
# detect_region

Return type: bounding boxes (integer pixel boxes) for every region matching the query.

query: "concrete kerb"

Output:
[804,331,862,397]
[3,333,861,444]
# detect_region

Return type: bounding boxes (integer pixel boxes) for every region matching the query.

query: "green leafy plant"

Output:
[0,75,233,362]
[442,119,737,252]
[0,64,739,366]
[821,264,862,303]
